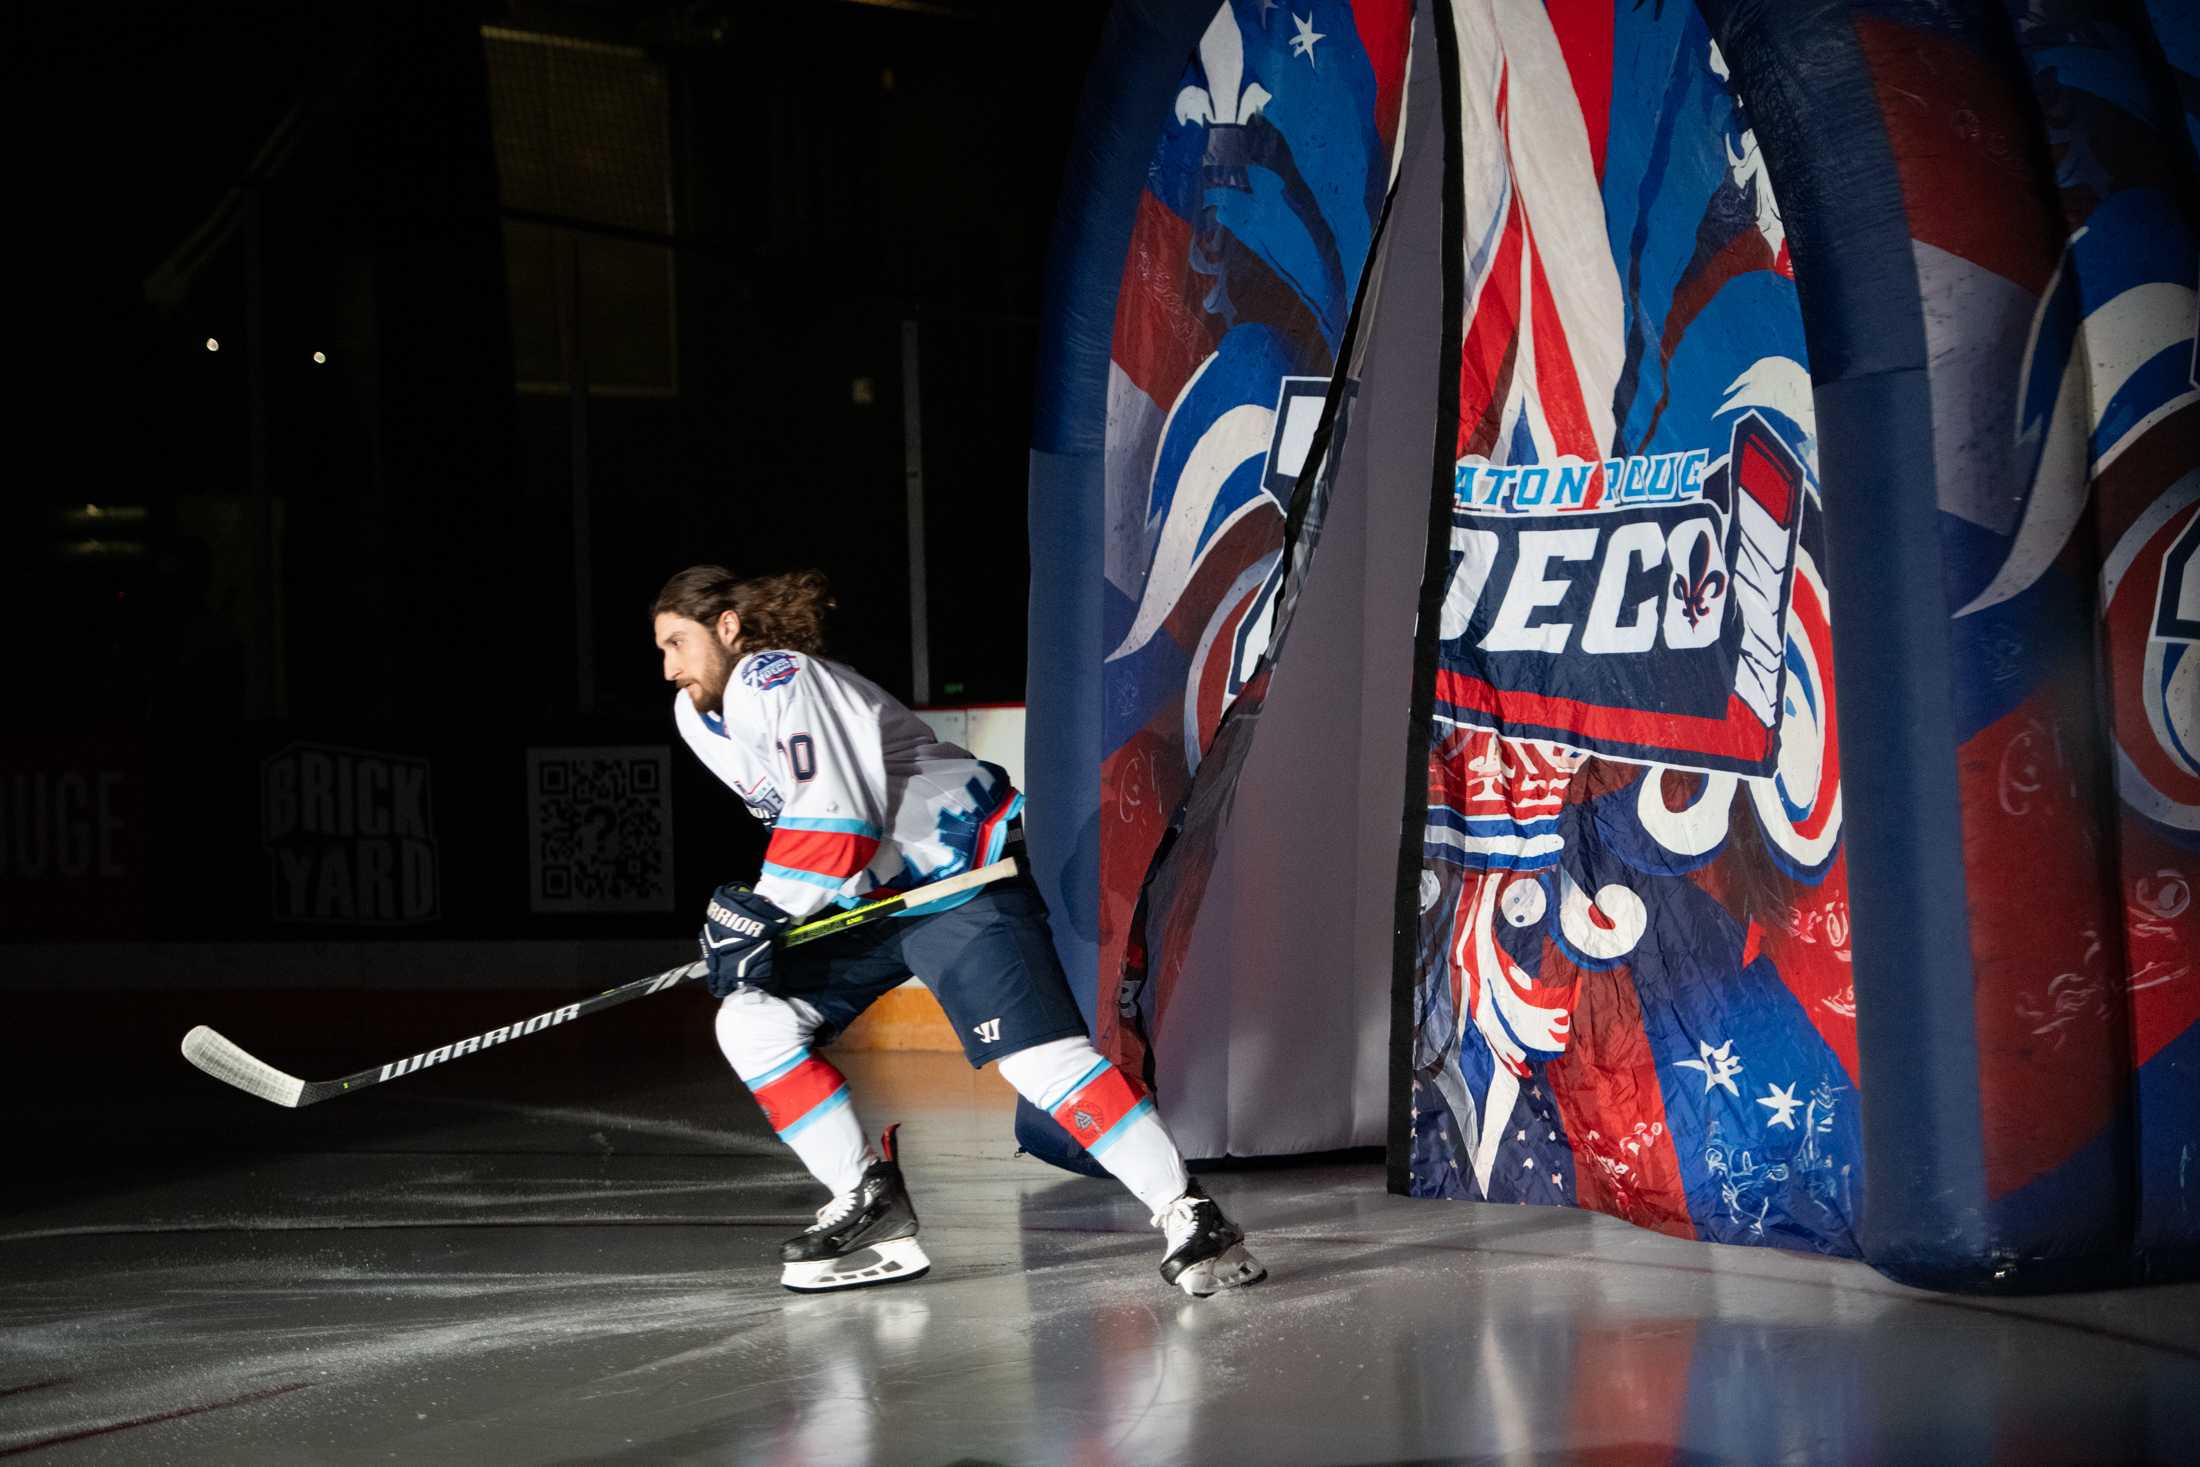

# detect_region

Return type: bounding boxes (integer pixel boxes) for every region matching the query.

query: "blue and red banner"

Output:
[1089,0,1412,1088]
[1404,0,1858,1255]
[1991,0,2200,1258]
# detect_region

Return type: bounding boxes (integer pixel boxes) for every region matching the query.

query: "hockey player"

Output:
[651,565,1265,1298]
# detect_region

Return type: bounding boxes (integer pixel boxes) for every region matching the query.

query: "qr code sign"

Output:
[527,746,674,914]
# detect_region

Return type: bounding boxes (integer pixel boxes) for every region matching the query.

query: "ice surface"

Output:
[8,1052,2200,1464]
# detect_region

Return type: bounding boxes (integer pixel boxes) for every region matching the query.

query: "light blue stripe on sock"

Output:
[1084,1096,1155,1159]
[746,1049,810,1088]
[777,1085,851,1139]
[1041,1058,1113,1113]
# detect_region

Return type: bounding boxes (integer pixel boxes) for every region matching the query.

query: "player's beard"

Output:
[687,636,735,714]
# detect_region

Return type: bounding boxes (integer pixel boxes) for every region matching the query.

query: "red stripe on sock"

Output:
[751,1055,846,1134]
[1051,1065,1146,1147]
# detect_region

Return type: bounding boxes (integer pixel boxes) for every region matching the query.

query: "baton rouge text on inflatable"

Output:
[1453,447,1709,515]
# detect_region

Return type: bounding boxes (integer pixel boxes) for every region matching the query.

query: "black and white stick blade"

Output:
[182,1026,306,1108]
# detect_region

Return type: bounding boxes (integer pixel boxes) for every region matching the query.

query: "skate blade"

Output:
[1174,1243,1266,1298]
[781,1237,931,1294]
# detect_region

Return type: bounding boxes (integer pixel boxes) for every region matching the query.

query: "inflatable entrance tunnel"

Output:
[1027,0,2198,1289]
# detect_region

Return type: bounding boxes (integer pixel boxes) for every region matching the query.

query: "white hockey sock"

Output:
[716,989,874,1196]
[997,1036,1190,1216]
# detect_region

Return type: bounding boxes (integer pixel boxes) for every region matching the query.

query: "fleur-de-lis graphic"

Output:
[1074,1107,1098,1133]
[1176,7,1272,129]
[1673,532,1728,628]
[1175,2,1272,314]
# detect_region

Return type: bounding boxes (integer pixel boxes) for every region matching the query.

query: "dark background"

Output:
[2,0,1104,964]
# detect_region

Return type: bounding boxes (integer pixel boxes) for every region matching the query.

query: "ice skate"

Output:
[1155,1181,1265,1297]
[780,1123,931,1293]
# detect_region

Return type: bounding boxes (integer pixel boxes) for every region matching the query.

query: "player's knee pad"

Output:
[996,1036,1154,1160]
[714,987,825,1078]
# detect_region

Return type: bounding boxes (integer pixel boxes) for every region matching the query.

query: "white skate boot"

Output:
[1155,1181,1265,1297]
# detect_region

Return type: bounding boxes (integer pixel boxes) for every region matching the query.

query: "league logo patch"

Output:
[742,652,801,693]
[1434,411,1808,777]
[737,775,784,825]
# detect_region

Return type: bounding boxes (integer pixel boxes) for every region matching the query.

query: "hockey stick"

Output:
[181,856,1022,1108]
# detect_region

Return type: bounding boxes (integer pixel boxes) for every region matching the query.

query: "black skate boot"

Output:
[1155,1180,1266,1297]
[779,1124,931,1293]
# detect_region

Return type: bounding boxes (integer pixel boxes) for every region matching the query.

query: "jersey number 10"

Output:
[782,734,818,782]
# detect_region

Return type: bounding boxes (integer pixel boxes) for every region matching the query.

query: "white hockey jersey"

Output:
[673,649,1021,920]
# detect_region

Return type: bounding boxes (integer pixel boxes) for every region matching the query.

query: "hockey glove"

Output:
[699,882,795,998]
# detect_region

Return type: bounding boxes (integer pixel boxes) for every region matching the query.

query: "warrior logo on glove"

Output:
[706,901,768,938]
[699,882,794,998]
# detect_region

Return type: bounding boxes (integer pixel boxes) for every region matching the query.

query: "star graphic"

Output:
[1756,1081,1803,1130]
[1257,0,1279,22]
[1290,12,1325,66]
[1675,1038,1744,1097]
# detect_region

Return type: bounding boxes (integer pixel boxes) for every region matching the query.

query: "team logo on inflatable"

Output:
[2158,513,2199,644]
[2105,485,2200,831]
[1435,411,1808,776]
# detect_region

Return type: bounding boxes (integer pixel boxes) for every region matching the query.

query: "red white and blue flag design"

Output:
[1407,0,1859,1254]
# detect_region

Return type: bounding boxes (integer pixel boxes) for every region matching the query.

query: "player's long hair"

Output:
[652,566,835,657]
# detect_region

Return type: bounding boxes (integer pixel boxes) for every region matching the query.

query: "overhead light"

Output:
[311,351,327,364]
[206,338,221,352]
[59,504,149,527]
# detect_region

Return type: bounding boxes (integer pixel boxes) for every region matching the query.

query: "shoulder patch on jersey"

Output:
[741,651,801,693]
[738,777,784,824]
